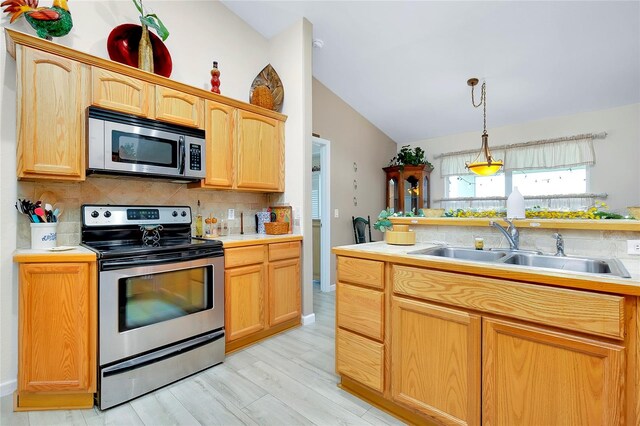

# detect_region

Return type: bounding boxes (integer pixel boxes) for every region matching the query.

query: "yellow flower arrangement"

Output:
[444,202,630,220]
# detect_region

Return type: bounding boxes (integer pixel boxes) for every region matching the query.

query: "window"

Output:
[447,167,587,198]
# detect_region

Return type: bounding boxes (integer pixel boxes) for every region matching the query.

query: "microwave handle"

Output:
[178,136,186,174]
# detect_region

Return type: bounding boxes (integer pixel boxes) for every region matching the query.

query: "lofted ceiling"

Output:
[221,1,640,144]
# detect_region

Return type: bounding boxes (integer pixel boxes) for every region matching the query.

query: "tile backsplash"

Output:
[16,177,272,248]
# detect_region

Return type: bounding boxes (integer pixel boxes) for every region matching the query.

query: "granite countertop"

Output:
[333,241,640,295]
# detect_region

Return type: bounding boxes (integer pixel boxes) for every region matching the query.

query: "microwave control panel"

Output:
[190,144,202,171]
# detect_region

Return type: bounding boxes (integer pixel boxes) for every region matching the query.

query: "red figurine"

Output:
[210,61,220,94]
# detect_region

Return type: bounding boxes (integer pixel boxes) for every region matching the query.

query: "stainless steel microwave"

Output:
[87,107,206,182]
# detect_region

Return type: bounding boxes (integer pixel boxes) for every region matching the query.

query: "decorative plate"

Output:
[107,24,173,78]
[249,64,284,112]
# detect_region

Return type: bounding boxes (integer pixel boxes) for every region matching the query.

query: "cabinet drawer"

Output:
[225,245,265,268]
[337,328,384,392]
[393,265,625,339]
[337,256,384,289]
[337,282,384,341]
[269,241,300,261]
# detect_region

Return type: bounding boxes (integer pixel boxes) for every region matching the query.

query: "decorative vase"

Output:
[210,61,221,94]
[138,23,154,74]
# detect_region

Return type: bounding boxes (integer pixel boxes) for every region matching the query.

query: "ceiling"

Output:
[222,1,640,144]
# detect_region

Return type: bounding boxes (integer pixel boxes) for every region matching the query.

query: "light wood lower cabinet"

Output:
[15,260,97,410]
[391,297,481,426]
[17,46,89,181]
[224,263,266,341]
[334,254,637,425]
[483,318,624,426]
[224,240,301,352]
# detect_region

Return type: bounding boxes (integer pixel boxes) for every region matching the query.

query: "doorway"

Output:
[312,136,331,292]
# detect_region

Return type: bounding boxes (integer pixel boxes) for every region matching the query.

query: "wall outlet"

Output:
[227,209,235,220]
[627,240,640,255]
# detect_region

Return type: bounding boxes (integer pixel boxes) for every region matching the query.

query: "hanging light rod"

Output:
[465,78,504,176]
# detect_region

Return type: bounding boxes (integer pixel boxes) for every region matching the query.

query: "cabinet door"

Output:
[225,264,266,341]
[391,297,481,426]
[91,67,153,117]
[236,110,284,191]
[17,47,89,180]
[18,263,96,393]
[483,318,624,426]
[155,86,204,128]
[268,257,300,326]
[202,100,235,188]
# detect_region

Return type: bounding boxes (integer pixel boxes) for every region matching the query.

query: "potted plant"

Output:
[388,145,433,170]
[373,208,394,232]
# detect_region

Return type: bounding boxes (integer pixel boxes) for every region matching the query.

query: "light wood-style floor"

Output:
[1,285,405,426]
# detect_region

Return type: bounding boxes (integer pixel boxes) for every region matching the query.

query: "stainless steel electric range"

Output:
[81,204,225,410]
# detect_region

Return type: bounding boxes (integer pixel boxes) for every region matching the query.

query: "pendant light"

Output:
[465,78,503,176]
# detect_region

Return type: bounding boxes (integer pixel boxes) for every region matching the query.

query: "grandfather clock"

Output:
[383,164,432,214]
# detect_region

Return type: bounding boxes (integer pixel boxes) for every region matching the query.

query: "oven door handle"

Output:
[101,251,221,270]
[102,329,225,378]
[178,135,186,175]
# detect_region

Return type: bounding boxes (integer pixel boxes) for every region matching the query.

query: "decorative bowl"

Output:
[107,24,172,78]
[627,207,640,219]
[421,208,445,218]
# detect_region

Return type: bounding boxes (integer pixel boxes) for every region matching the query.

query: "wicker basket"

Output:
[265,222,289,235]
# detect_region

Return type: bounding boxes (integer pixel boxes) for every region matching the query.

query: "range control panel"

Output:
[82,205,191,227]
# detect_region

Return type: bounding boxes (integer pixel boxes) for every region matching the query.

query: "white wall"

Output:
[312,79,398,287]
[415,104,640,211]
[0,1,308,395]
[267,19,314,317]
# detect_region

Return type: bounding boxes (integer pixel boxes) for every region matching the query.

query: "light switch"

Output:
[228,209,235,220]
[334,209,339,218]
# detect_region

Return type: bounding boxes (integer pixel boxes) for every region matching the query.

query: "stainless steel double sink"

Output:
[407,246,631,278]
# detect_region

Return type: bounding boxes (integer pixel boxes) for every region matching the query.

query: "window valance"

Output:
[437,132,606,177]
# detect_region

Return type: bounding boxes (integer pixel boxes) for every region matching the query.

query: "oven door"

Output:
[99,256,224,366]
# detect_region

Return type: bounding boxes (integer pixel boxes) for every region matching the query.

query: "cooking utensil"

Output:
[34,207,47,222]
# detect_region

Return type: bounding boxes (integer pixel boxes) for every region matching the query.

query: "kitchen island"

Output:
[333,240,639,425]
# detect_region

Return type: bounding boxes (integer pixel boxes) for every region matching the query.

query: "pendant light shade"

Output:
[465,78,503,176]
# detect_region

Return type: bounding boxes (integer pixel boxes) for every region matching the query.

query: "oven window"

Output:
[118,266,213,332]
[112,130,178,167]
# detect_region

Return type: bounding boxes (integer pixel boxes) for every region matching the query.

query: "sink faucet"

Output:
[491,218,519,250]
[552,233,565,256]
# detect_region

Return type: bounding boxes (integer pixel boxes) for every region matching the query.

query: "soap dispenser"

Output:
[507,186,525,218]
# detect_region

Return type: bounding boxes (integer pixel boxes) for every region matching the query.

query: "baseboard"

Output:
[330,284,336,292]
[301,313,316,325]
[0,379,17,398]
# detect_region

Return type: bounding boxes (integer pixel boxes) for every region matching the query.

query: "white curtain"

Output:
[440,135,596,176]
[504,138,595,171]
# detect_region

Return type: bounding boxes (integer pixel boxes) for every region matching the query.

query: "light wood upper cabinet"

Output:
[201,100,236,188]
[236,109,284,191]
[483,318,625,426]
[16,260,97,410]
[391,296,481,426]
[91,67,153,117]
[17,47,89,181]
[155,86,204,129]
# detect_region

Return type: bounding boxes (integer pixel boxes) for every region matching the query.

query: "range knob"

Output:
[181,211,187,217]
[104,211,111,218]
[91,210,99,218]
[172,211,178,217]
